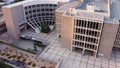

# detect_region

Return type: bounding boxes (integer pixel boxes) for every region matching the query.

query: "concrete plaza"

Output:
[22,30,120,68]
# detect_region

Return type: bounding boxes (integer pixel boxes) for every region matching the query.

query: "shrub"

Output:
[32,63,36,67]
[6,54,10,56]
[40,23,50,33]
[41,66,46,68]
[22,59,26,62]
[8,56,12,59]
[28,62,32,65]
[1,53,5,56]
[17,56,22,59]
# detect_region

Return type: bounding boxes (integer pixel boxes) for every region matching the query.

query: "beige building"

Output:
[56,0,120,58]
[1,0,120,58]
[2,0,68,39]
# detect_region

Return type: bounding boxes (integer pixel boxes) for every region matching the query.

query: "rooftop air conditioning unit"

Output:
[87,2,95,12]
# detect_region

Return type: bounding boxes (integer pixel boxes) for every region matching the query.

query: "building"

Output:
[56,0,120,58]
[1,0,120,58]
[2,0,68,39]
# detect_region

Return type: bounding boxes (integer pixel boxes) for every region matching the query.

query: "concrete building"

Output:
[1,0,120,58]
[56,0,120,58]
[2,0,68,39]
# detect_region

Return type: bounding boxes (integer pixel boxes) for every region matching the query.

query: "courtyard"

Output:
[21,30,120,68]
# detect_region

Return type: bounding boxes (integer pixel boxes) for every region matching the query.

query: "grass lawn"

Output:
[0,62,14,68]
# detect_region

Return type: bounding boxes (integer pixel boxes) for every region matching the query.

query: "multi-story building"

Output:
[56,0,120,58]
[1,0,120,58]
[2,0,67,39]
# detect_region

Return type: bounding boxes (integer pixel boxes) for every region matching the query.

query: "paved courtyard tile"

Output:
[22,30,120,68]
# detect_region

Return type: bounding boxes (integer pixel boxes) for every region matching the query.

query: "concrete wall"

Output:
[2,4,25,39]
[61,16,74,50]
[98,23,119,58]
[57,2,65,7]
[55,11,64,36]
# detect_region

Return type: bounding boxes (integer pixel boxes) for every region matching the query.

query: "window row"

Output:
[26,16,55,20]
[25,11,54,15]
[25,13,55,16]
[75,20,102,30]
[24,4,57,9]
[26,15,55,19]
[75,28,100,37]
[73,41,84,48]
[85,36,98,44]
[114,41,120,47]
[74,35,85,41]
[25,8,56,13]
[73,41,97,50]
[27,20,54,25]
[74,35,98,44]
[84,43,97,50]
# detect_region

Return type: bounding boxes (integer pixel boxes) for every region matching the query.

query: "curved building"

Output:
[2,0,69,39]
[23,0,58,33]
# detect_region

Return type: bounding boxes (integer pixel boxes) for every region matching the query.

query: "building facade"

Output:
[56,0,120,58]
[2,0,67,39]
[1,0,120,58]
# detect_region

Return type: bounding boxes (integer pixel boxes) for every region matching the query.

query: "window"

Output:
[32,5,36,8]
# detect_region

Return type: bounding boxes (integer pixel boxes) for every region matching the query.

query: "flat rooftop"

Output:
[76,0,108,13]
[105,0,120,23]
[56,0,120,23]
[56,0,81,12]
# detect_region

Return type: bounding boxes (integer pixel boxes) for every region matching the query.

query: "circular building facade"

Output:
[23,0,69,33]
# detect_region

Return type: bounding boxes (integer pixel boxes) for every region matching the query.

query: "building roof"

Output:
[23,0,70,7]
[3,0,70,8]
[104,0,120,23]
[56,0,81,12]
[56,0,120,23]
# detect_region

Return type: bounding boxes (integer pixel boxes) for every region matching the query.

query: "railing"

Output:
[55,59,62,68]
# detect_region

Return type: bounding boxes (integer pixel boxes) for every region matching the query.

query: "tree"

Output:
[40,23,50,33]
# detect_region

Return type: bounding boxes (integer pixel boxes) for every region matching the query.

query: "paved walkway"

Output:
[22,30,120,68]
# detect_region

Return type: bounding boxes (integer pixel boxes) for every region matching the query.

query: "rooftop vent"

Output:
[95,8,104,12]
[87,2,95,12]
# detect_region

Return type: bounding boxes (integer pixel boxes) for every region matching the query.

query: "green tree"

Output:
[40,23,50,33]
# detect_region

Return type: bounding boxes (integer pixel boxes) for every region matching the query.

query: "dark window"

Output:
[33,10,36,12]
[28,6,31,9]
[54,4,57,6]
[41,9,44,11]
[0,23,6,28]
[49,4,53,6]
[25,7,27,10]
[32,5,36,8]
[29,11,32,13]
[37,9,40,12]
[25,12,28,15]
[41,4,44,6]
[37,4,40,7]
